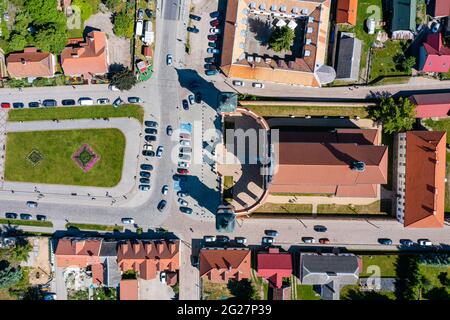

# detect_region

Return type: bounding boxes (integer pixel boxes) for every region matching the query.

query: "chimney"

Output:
[20,58,26,65]
[71,53,79,58]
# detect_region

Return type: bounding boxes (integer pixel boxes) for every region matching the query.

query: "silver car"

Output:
[204,235,216,242]
[180,140,191,147]
[156,146,164,158]
[178,198,188,206]
[121,218,135,224]
[178,161,189,168]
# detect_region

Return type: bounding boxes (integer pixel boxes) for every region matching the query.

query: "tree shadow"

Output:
[227,279,257,300]
[342,288,394,300]
[247,16,273,46]
[108,63,127,75]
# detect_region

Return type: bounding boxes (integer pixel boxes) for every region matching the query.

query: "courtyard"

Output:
[4,129,125,187]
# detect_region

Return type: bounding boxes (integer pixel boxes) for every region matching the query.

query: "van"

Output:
[78,97,94,106]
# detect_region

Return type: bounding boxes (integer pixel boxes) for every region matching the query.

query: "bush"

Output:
[110,68,137,91]
[72,0,100,22]
[113,11,134,38]
[0,266,23,289]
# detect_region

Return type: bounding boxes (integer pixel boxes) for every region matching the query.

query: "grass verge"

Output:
[0,218,53,228]
[254,203,313,214]
[245,105,369,118]
[317,200,389,214]
[65,223,124,232]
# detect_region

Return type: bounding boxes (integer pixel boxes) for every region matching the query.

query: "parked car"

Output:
[62,99,76,106]
[182,99,189,110]
[156,146,164,158]
[417,239,432,246]
[205,56,215,63]
[166,125,173,136]
[265,230,278,237]
[188,94,195,105]
[145,135,157,142]
[179,147,192,153]
[233,80,244,86]
[97,98,110,104]
[177,168,189,175]
[178,198,188,206]
[162,185,169,195]
[140,164,153,171]
[194,92,202,103]
[208,35,218,41]
[187,26,199,33]
[42,99,57,107]
[207,47,220,54]
[78,97,94,105]
[178,161,189,168]
[26,201,38,208]
[319,238,330,244]
[137,8,144,19]
[121,218,135,224]
[204,235,216,242]
[180,140,191,147]
[145,120,158,127]
[145,128,158,135]
[145,8,152,18]
[189,14,201,21]
[140,178,150,184]
[1,102,10,108]
[28,101,40,108]
[210,11,220,18]
[157,200,167,212]
[262,237,274,244]
[205,70,219,76]
[160,271,167,284]
[314,225,327,232]
[378,238,393,245]
[180,207,193,215]
[20,213,32,220]
[142,150,155,157]
[180,132,191,139]
[210,19,220,27]
[302,237,315,243]
[177,191,188,197]
[210,27,220,34]
[108,84,120,91]
[216,235,230,243]
[127,97,142,103]
[166,54,173,66]
[12,102,25,108]
[400,239,414,246]
[143,144,153,151]
[112,97,123,107]
[179,154,191,161]
[138,184,150,191]
[5,212,17,219]
[191,255,199,267]
[36,215,47,221]
[252,82,264,88]
[140,171,151,178]
[235,237,247,245]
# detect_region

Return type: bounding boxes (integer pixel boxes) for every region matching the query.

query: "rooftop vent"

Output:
[351,161,366,172]
[292,7,299,14]
[304,50,311,57]
[306,38,312,45]
[288,60,294,68]
[302,8,309,15]
[280,5,286,12]
[20,58,26,65]
[308,16,314,23]
[271,4,277,11]
[307,27,313,33]
[249,2,256,9]
[255,56,262,62]
[260,3,266,10]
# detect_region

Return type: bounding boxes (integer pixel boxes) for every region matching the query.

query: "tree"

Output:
[10,242,32,263]
[25,0,67,26]
[268,26,295,52]
[110,68,137,91]
[113,11,134,38]
[72,0,100,22]
[34,24,68,54]
[369,97,416,134]
[438,272,450,287]
[8,34,28,51]
[0,266,23,289]
[104,0,121,11]
[401,56,416,73]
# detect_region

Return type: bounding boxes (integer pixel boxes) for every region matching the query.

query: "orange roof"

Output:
[119,279,139,300]
[91,263,104,286]
[117,240,179,280]
[6,47,56,78]
[404,131,446,228]
[199,249,251,283]
[336,0,358,25]
[61,31,108,78]
[55,238,102,268]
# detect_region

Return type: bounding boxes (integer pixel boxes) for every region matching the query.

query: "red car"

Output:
[1,102,11,109]
[319,238,330,244]
[210,19,219,27]
[208,34,218,41]
[177,168,189,175]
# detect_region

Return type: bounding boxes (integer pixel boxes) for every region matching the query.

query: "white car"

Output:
[178,161,189,168]
[166,54,173,66]
[180,140,191,147]
[210,28,220,34]
[235,237,247,244]
[162,185,169,195]
[262,237,274,244]
[26,201,38,208]
[108,84,120,91]
[156,146,164,158]
[121,218,135,224]
[178,198,188,206]
[233,80,244,87]
[160,271,167,283]
[143,144,153,151]
[302,237,316,244]
[252,82,264,88]
[204,235,216,242]
[417,239,432,246]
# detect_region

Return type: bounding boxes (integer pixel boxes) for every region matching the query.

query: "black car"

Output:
[216,235,230,243]
[313,225,327,232]
[145,8,153,18]
[12,102,24,108]
[180,207,193,214]
[140,171,151,178]
[182,99,189,110]
[145,120,158,128]
[265,230,279,237]
[145,128,158,135]
[36,215,47,221]
[62,99,76,106]
[140,164,154,171]
[400,239,414,246]
[140,177,150,184]
[145,135,157,142]
[191,255,199,267]
[189,14,201,21]
[378,238,393,245]
[28,101,40,108]
[210,11,220,18]
[187,26,199,33]
[42,99,57,107]
[177,191,188,197]
[142,150,155,157]
[194,92,202,103]
[205,57,215,63]
[127,97,142,103]
[166,125,173,136]
[5,212,17,219]
[157,200,167,212]
[20,213,32,220]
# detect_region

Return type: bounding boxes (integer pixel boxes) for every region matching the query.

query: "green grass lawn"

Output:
[340,284,396,300]
[317,200,390,215]
[370,41,410,81]
[5,129,125,187]
[245,105,369,118]
[254,203,313,214]
[296,285,320,300]
[8,105,144,123]
[66,223,124,232]
[360,255,398,277]
[0,218,53,228]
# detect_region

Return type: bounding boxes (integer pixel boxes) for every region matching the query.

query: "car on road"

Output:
[417,239,432,246]
[179,154,191,161]
[314,225,327,232]
[36,215,47,221]
[400,239,414,246]
[140,178,150,184]
[177,168,189,175]
[145,128,158,135]
[128,97,142,103]
[180,207,193,215]
[189,14,201,21]
[187,26,199,33]
[205,69,219,76]
[210,11,220,18]
[162,185,169,195]
[166,125,173,136]
[140,171,151,178]
[262,237,274,244]
[188,94,195,105]
[178,198,188,206]
[204,235,216,242]
[182,99,189,110]
[252,82,264,88]
[112,97,123,107]
[166,54,173,66]
[378,238,393,245]
[143,144,153,151]
[210,28,220,34]
[232,80,244,86]
[140,164,153,171]
[195,92,202,103]
[42,99,57,107]
[156,146,164,158]
[180,140,191,147]
[145,135,157,142]
[265,230,278,237]
[160,271,167,284]
[145,120,158,127]
[5,212,17,219]
[78,97,94,105]
[97,98,110,104]
[157,200,167,212]
[12,102,25,108]
[208,35,218,41]
[1,102,11,108]
[108,84,120,91]
[179,147,192,153]
[62,99,76,106]
[205,56,215,63]
[216,235,230,243]
[319,238,330,244]
[191,255,199,267]
[302,237,316,243]
[26,201,38,208]
[122,218,135,224]
[137,8,144,19]
[142,150,155,157]
[178,161,189,168]
[28,101,40,108]
[210,19,220,27]
[177,191,188,197]
[235,237,247,245]
[20,213,32,220]
[207,48,220,54]
[138,184,150,191]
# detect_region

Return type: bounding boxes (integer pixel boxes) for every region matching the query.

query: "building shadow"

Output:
[176,174,221,215]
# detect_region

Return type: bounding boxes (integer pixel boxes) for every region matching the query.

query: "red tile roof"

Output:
[336,0,358,25]
[432,0,450,17]
[404,131,446,228]
[6,47,56,78]
[55,238,102,268]
[257,248,292,288]
[199,249,251,283]
[410,93,450,118]
[61,31,108,78]
[119,279,139,300]
[420,33,450,73]
[91,263,104,286]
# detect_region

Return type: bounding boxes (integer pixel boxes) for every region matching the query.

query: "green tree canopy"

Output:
[26,0,67,26]
[402,56,416,73]
[34,24,68,54]
[269,26,295,52]
[369,97,416,134]
[0,266,23,289]
[110,68,137,91]
[113,11,134,38]
[103,0,121,11]
[8,34,28,52]
[72,0,100,22]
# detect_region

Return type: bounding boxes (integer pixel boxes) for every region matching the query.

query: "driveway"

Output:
[138,277,175,300]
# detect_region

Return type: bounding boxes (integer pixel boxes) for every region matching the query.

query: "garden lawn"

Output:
[360,255,398,277]
[66,222,124,232]
[254,203,313,214]
[296,285,320,300]
[317,201,389,215]
[370,41,410,82]
[5,129,125,187]
[8,105,144,123]
[246,105,369,118]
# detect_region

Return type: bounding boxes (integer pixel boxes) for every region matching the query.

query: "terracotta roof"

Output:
[91,263,104,286]
[257,248,292,288]
[420,33,450,73]
[404,131,446,228]
[336,0,358,25]
[61,31,108,78]
[270,130,388,197]
[55,238,102,268]
[432,0,450,17]
[410,93,450,118]
[119,279,139,300]
[199,249,251,283]
[6,47,56,78]
[117,240,180,280]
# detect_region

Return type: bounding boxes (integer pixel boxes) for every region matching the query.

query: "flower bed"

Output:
[72,144,100,172]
